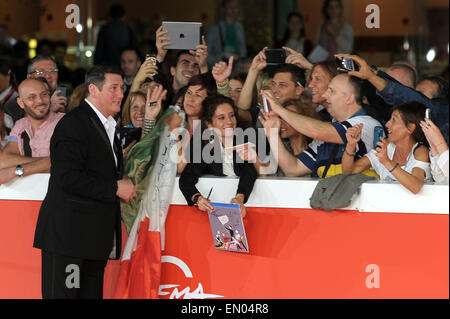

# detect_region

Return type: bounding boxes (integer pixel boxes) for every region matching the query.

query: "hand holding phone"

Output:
[335,57,360,72]
[262,95,270,113]
[56,85,67,97]
[265,48,286,66]
[373,126,384,149]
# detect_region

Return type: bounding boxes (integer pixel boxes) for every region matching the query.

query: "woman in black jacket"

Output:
[179,95,257,217]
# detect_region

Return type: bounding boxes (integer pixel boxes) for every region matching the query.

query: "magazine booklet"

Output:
[208,202,249,253]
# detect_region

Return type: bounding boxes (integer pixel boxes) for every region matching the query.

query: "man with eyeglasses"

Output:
[3,55,67,123]
[0,78,64,184]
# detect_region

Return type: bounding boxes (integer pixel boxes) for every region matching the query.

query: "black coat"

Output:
[179,134,257,206]
[33,101,123,260]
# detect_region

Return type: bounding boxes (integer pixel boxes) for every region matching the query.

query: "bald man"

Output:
[0,78,64,184]
[260,73,382,177]
[385,64,416,88]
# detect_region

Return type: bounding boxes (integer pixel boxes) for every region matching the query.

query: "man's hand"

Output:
[259,109,281,139]
[0,167,16,184]
[249,47,268,73]
[335,54,375,80]
[190,35,208,73]
[284,46,313,70]
[260,90,282,114]
[345,123,363,147]
[212,56,234,84]
[156,26,171,63]
[50,90,67,113]
[116,179,137,202]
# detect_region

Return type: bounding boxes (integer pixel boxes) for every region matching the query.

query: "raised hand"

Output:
[156,26,171,63]
[50,90,67,113]
[145,84,167,120]
[190,35,208,72]
[375,137,390,166]
[335,54,374,80]
[260,90,282,114]
[212,56,234,84]
[420,117,448,156]
[345,123,363,147]
[250,47,268,72]
[259,109,281,139]
[134,61,159,87]
[284,46,313,70]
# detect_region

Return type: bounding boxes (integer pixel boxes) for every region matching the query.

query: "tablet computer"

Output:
[162,21,202,50]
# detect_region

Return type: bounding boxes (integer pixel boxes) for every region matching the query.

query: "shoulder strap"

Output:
[21,131,32,157]
[321,144,340,178]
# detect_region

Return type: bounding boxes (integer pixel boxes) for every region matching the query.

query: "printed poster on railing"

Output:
[208,202,249,253]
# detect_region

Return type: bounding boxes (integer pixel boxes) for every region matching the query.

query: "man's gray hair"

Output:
[27,55,57,74]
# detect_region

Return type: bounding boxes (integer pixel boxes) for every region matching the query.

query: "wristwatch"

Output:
[15,165,24,177]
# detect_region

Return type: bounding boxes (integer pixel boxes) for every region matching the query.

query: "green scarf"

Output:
[120,108,174,233]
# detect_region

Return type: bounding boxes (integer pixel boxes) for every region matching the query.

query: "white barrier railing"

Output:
[0,173,448,214]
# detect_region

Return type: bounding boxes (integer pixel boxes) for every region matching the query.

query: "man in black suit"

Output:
[33,65,137,299]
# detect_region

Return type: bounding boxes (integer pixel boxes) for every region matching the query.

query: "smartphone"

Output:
[373,126,384,148]
[265,48,286,66]
[425,108,431,119]
[56,85,67,97]
[145,54,157,77]
[335,57,360,72]
[262,95,270,113]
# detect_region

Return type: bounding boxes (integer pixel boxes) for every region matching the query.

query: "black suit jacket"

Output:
[179,135,257,206]
[33,101,123,260]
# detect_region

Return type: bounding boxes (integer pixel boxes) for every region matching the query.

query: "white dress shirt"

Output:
[85,98,118,166]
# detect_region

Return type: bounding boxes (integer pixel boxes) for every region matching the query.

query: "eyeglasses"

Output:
[29,68,58,76]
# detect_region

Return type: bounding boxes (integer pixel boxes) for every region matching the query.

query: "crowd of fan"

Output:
[0,1,448,213]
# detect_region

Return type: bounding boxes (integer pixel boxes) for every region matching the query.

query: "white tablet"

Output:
[162,21,202,50]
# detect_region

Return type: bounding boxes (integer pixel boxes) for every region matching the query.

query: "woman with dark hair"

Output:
[342,102,431,194]
[315,0,353,59]
[172,72,217,173]
[280,12,311,56]
[179,94,257,217]
[182,73,217,134]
